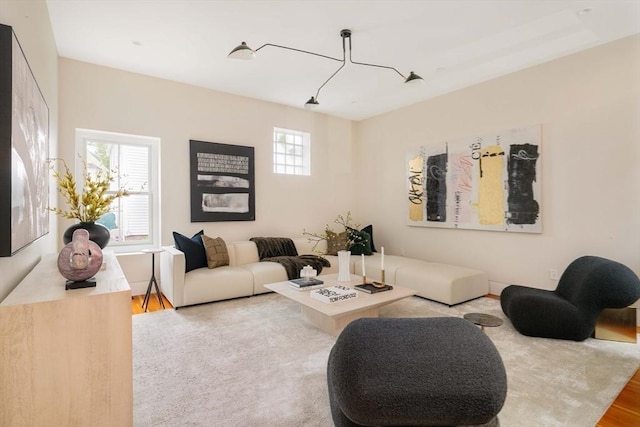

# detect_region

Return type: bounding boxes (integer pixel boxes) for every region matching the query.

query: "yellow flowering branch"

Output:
[48,157,130,223]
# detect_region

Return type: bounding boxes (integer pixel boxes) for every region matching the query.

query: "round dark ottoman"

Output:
[327,317,507,427]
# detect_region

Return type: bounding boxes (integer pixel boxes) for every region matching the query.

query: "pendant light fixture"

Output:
[228,29,423,109]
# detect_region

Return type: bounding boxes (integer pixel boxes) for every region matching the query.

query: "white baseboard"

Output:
[129,280,149,296]
[489,280,510,296]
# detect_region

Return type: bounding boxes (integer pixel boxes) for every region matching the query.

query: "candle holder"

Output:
[372,269,386,288]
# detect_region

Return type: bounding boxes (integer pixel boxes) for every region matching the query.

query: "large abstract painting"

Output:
[190,140,255,222]
[0,24,49,256]
[406,125,541,233]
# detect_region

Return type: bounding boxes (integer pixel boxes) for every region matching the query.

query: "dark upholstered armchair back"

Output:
[556,256,640,320]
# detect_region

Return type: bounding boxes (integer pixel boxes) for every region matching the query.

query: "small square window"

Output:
[273,127,310,176]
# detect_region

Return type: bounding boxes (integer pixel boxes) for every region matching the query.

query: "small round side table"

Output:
[463,312,504,332]
[141,248,165,312]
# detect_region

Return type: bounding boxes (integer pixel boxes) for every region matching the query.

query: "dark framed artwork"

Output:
[0,24,50,256]
[190,140,255,222]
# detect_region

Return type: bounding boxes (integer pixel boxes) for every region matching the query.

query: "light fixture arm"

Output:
[311,33,347,101]
[349,58,407,80]
[254,43,343,63]
[314,61,346,101]
[343,29,407,80]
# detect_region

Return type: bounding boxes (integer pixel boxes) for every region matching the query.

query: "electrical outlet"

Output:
[549,269,559,280]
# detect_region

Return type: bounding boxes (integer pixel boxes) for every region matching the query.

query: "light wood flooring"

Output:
[131,294,640,425]
[597,367,640,426]
[131,292,173,314]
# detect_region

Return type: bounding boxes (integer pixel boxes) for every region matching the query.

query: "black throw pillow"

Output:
[349,230,373,255]
[173,230,207,272]
[361,224,377,252]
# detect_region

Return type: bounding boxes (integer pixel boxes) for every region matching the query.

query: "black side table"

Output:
[141,248,165,312]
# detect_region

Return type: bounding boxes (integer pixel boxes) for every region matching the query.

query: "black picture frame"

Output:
[0,24,49,256]
[189,140,255,222]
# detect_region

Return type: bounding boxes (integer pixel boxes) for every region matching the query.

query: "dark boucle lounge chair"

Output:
[501,255,640,341]
[327,317,507,427]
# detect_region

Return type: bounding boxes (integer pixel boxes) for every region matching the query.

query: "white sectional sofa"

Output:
[356,254,489,306]
[160,238,337,308]
[160,237,488,308]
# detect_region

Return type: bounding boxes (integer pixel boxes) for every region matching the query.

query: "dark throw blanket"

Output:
[250,237,331,279]
[262,255,331,280]
[250,237,299,258]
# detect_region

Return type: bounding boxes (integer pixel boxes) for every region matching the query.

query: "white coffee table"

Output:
[265,273,417,336]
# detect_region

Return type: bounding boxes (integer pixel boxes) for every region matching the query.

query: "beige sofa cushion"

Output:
[232,241,261,266]
[183,265,254,306]
[242,262,288,295]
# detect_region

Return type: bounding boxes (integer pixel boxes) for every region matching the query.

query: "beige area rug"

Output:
[132,294,640,427]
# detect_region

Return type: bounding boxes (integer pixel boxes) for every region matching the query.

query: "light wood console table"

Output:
[0,251,133,427]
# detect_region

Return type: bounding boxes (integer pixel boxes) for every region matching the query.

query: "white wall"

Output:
[58,59,356,243]
[0,0,59,302]
[354,35,640,294]
[57,59,356,291]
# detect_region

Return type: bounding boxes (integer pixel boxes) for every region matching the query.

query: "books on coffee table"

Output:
[310,285,357,304]
[289,277,324,291]
[289,277,324,287]
[354,283,393,294]
[289,283,324,291]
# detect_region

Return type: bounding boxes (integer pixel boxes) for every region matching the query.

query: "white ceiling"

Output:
[45,0,640,121]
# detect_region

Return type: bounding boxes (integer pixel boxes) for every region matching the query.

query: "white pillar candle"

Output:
[361,254,366,277]
[381,246,385,270]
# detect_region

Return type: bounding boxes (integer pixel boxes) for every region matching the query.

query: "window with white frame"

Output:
[273,127,310,176]
[75,129,160,252]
